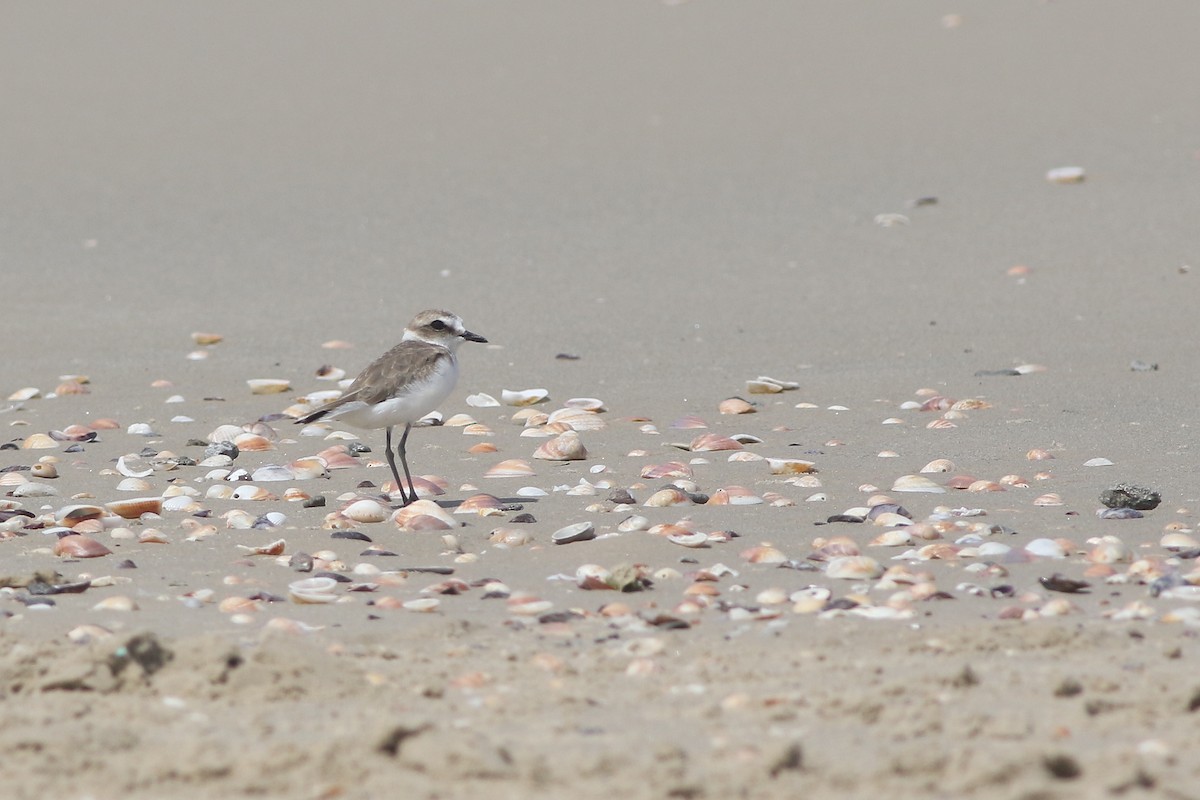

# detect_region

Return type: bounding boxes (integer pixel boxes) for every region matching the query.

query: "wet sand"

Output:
[3,2,1200,798]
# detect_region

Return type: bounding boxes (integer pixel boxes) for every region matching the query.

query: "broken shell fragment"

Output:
[766,458,817,475]
[247,379,291,395]
[502,388,549,406]
[552,522,596,545]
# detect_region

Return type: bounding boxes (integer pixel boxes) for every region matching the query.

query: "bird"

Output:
[295,309,487,506]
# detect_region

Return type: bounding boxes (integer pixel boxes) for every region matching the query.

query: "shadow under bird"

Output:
[295,309,487,506]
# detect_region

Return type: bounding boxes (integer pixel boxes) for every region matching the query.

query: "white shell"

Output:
[501,388,549,406]
[552,522,596,545]
[288,577,339,604]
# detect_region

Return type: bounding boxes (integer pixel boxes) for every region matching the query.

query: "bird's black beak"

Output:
[461,330,488,344]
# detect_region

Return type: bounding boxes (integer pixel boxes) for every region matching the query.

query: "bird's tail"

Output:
[294,405,331,425]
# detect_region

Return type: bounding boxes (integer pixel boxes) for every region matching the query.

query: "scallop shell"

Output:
[718,397,755,415]
[443,413,477,427]
[547,407,607,431]
[246,378,291,395]
[640,462,692,480]
[484,459,536,478]
[53,534,112,558]
[891,475,947,493]
[532,430,588,461]
[740,545,787,564]
[392,500,458,531]
[455,493,506,516]
[343,499,390,524]
[643,488,693,508]
[105,497,164,520]
[502,388,549,406]
[233,432,274,452]
[825,556,883,580]
[689,433,743,452]
[21,433,58,450]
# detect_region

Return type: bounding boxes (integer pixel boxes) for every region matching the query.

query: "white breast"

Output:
[327,355,459,430]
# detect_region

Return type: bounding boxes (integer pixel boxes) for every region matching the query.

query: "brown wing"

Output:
[294,341,448,424]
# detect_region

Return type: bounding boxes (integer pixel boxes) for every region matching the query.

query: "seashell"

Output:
[640,462,692,480]
[926,419,957,430]
[465,393,500,408]
[30,462,58,479]
[21,433,58,450]
[1088,536,1131,564]
[1026,449,1055,461]
[218,596,260,614]
[766,458,817,475]
[231,485,272,501]
[343,499,390,524]
[920,459,954,473]
[92,595,137,612]
[162,496,201,513]
[552,522,596,545]
[891,475,946,493]
[1025,538,1067,558]
[547,406,606,431]
[223,509,258,529]
[532,430,587,461]
[403,598,441,613]
[998,474,1029,488]
[826,556,883,580]
[461,423,494,436]
[12,481,59,497]
[670,415,709,429]
[116,477,152,492]
[706,486,762,506]
[54,534,112,558]
[442,413,477,427]
[56,504,106,527]
[288,577,340,604]
[205,484,235,500]
[1084,457,1114,467]
[247,378,291,395]
[138,528,169,544]
[314,364,346,382]
[617,515,651,532]
[233,432,274,452]
[237,538,286,556]
[1033,493,1064,507]
[105,497,163,520]
[870,529,914,547]
[718,397,755,415]
[392,500,458,531]
[54,380,89,396]
[874,213,909,227]
[191,331,223,345]
[746,379,784,394]
[484,459,535,478]
[668,531,710,548]
[208,424,244,444]
[951,398,991,411]
[1046,166,1085,184]
[967,480,1005,492]
[502,388,549,406]
[488,528,531,547]
[456,493,505,516]
[8,387,41,401]
[561,397,604,412]
[689,433,743,452]
[740,545,787,564]
[643,488,692,508]
[1161,532,1200,550]
[67,624,115,643]
[0,471,29,487]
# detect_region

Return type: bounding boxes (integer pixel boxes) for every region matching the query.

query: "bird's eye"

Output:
[430,320,446,331]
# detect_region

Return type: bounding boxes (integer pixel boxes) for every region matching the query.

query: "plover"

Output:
[295,309,487,505]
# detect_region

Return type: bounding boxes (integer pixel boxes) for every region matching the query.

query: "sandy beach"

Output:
[3,2,1200,798]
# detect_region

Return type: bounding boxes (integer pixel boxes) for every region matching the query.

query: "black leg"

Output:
[397,423,416,505]
[384,426,410,505]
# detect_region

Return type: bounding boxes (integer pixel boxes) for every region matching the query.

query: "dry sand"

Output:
[3,2,1200,798]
